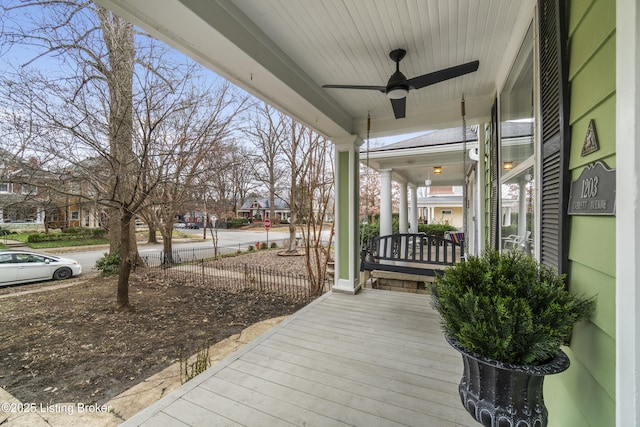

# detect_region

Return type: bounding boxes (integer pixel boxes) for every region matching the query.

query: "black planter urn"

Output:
[447,337,570,427]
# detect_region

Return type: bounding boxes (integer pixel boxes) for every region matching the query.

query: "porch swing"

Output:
[359,98,468,280]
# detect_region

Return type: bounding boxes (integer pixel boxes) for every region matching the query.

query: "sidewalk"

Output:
[0,239,29,249]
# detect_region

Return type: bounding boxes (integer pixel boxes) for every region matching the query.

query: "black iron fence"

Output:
[134,248,328,304]
[136,247,219,267]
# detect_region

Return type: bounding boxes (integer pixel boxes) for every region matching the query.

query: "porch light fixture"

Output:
[503,161,513,170]
[425,179,432,187]
[433,166,442,175]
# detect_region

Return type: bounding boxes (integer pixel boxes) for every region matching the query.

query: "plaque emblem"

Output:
[581,119,599,157]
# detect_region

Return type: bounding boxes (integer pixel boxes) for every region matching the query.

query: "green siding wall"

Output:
[546,0,616,425]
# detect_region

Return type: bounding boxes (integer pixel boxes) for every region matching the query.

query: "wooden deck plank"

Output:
[272,326,462,378]
[180,386,295,426]
[138,410,190,427]
[236,349,473,425]
[209,367,408,427]
[160,398,242,427]
[245,345,462,410]
[290,314,453,355]
[122,289,477,427]
[257,336,462,394]
[216,363,458,427]
[264,331,463,384]
[283,318,461,365]
[190,376,347,426]
[294,309,449,347]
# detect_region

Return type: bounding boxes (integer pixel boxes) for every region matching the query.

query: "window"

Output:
[22,184,37,195]
[0,183,8,193]
[71,211,79,220]
[15,253,45,263]
[499,23,535,256]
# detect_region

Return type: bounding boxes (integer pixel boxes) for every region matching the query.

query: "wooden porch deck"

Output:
[122,289,477,427]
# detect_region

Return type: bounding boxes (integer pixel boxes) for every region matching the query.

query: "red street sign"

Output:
[264,219,271,229]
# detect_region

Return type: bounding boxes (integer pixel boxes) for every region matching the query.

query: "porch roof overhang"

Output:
[93,0,534,141]
[362,127,480,187]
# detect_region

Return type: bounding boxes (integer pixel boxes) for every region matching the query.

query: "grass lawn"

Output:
[27,238,109,248]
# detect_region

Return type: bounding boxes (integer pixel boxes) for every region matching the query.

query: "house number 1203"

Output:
[581,176,599,198]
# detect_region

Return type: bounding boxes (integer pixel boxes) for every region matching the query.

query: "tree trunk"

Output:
[109,207,121,254]
[147,220,158,243]
[287,221,297,252]
[116,211,133,309]
[158,217,175,265]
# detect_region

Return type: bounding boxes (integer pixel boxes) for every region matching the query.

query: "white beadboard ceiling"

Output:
[95,0,532,142]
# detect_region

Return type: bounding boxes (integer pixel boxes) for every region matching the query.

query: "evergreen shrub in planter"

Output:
[431,249,595,427]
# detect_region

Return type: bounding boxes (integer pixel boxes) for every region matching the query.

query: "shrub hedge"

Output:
[27,228,106,243]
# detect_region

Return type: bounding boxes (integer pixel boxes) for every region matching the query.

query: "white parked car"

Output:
[0,250,82,286]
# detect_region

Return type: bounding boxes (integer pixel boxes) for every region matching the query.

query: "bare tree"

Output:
[247,103,288,222]
[143,82,249,264]
[204,141,255,221]
[280,120,319,253]
[226,144,256,217]
[1,2,142,307]
[299,133,334,296]
[0,1,245,308]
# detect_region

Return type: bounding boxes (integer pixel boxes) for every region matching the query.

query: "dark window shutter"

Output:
[490,99,500,250]
[539,0,570,274]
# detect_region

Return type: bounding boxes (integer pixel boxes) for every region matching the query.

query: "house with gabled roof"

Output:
[237,197,290,222]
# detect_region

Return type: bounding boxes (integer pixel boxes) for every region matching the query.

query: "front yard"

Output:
[0,251,311,407]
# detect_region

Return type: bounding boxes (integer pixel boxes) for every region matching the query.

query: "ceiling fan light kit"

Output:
[387,87,409,99]
[322,48,479,119]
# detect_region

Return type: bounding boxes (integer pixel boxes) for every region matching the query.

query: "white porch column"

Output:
[409,184,418,233]
[503,207,512,226]
[399,182,408,233]
[333,136,362,294]
[518,178,527,237]
[379,169,393,237]
[617,0,640,425]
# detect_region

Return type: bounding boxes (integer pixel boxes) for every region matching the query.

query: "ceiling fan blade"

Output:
[407,60,479,90]
[322,84,386,92]
[390,97,406,119]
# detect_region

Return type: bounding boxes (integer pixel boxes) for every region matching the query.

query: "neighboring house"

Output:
[0,155,49,227]
[47,158,106,229]
[417,186,463,227]
[238,197,290,221]
[0,154,104,230]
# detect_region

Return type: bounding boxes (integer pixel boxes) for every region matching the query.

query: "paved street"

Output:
[63,227,294,273]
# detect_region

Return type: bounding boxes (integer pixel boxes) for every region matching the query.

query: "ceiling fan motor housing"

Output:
[386,49,410,99]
